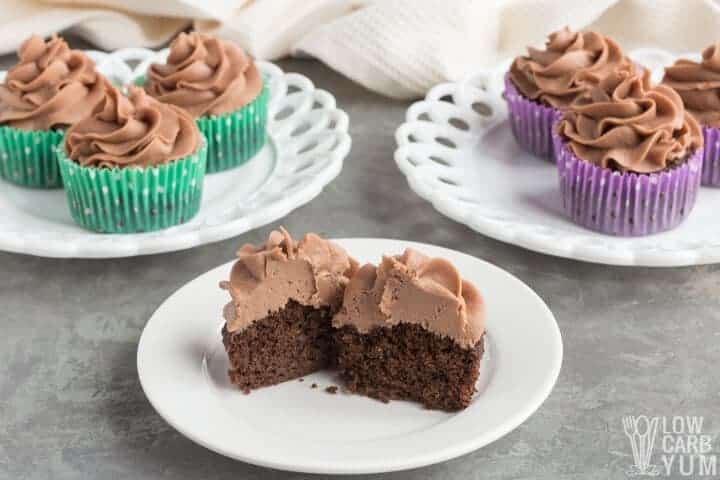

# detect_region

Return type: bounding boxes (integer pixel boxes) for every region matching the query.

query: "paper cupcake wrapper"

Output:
[503,76,561,161]
[57,141,207,234]
[0,125,64,188]
[554,133,702,236]
[197,83,269,173]
[701,125,720,186]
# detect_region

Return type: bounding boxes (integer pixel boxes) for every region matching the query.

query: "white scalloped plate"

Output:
[137,239,562,474]
[395,49,720,267]
[0,49,350,258]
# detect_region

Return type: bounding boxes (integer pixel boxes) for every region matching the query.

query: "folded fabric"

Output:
[1,0,719,99]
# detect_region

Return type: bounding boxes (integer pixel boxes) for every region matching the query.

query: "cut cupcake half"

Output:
[219,227,357,392]
[333,249,485,411]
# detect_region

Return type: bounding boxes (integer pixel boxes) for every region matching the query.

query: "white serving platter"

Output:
[137,238,562,474]
[0,49,350,258]
[395,49,720,266]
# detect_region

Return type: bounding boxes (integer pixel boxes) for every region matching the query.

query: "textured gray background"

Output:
[1,49,719,480]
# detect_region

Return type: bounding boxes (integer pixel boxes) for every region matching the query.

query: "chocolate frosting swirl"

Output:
[145,32,263,117]
[220,228,358,333]
[65,86,200,168]
[0,34,108,130]
[663,43,720,127]
[333,249,485,349]
[509,27,636,109]
[557,69,702,173]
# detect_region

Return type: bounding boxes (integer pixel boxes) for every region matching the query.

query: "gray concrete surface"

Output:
[1,52,719,480]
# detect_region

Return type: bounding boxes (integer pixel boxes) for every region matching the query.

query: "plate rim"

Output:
[0,50,351,259]
[137,238,563,474]
[394,48,720,267]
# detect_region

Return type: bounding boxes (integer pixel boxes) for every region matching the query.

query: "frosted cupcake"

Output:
[59,86,207,233]
[505,27,636,160]
[554,69,703,236]
[663,43,720,186]
[144,32,267,173]
[0,34,107,188]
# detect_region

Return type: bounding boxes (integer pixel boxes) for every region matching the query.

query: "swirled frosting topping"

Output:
[64,86,200,168]
[220,228,358,333]
[509,27,636,109]
[145,32,262,117]
[663,43,720,127]
[0,34,108,130]
[333,249,485,349]
[557,69,702,173]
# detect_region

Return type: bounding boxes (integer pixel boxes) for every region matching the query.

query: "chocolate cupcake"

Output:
[663,43,720,186]
[333,249,485,411]
[505,27,636,160]
[144,32,267,173]
[58,86,207,233]
[554,69,703,236]
[0,34,108,188]
[220,228,358,392]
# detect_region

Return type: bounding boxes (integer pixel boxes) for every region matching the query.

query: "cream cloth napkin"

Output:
[2,0,720,98]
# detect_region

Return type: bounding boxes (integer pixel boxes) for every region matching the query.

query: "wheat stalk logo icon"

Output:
[623,416,661,476]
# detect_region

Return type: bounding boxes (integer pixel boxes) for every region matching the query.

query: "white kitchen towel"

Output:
[2,0,720,98]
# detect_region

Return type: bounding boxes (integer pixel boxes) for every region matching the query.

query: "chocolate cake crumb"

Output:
[223,300,336,391]
[298,378,304,382]
[311,383,318,389]
[325,385,338,394]
[334,324,484,411]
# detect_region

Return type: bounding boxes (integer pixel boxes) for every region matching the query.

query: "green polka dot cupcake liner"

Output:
[57,141,207,234]
[132,74,147,87]
[197,83,268,173]
[0,125,64,188]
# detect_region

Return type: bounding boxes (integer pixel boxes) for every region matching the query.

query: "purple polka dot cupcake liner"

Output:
[503,75,561,161]
[554,132,702,236]
[700,125,720,186]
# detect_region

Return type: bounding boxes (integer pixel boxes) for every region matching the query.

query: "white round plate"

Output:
[0,49,350,258]
[395,49,720,267]
[137,238,562,474]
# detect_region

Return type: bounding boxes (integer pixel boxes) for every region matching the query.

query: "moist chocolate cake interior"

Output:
[222,300,336,393]
[334,324,483,411]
